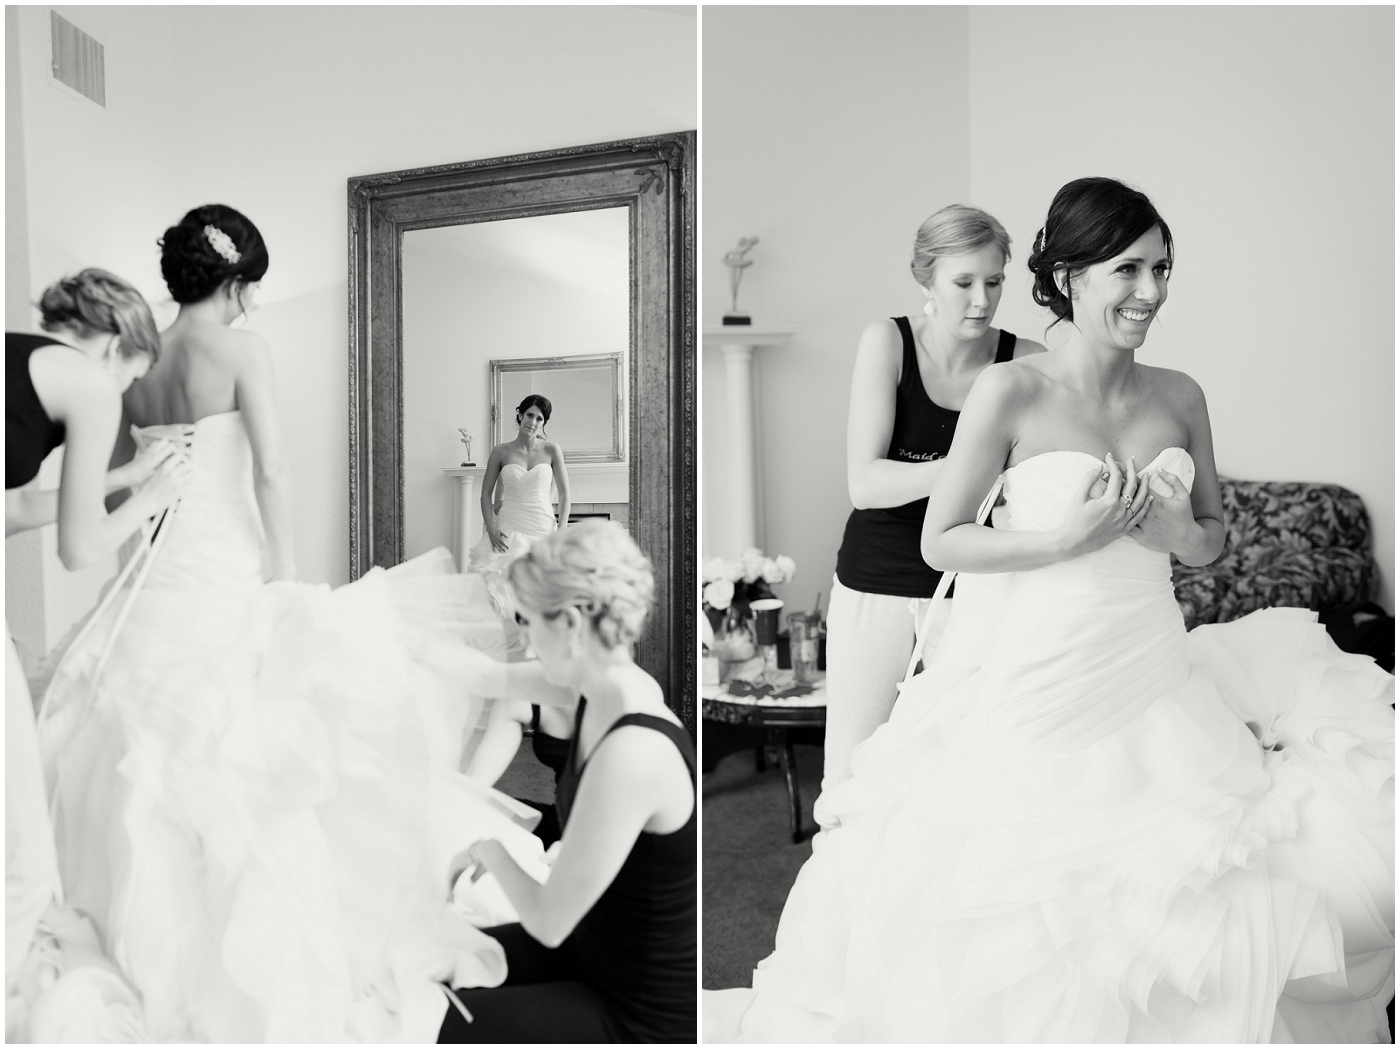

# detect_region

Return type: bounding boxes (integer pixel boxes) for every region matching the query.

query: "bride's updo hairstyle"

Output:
[910,205,1011,288]
[38,269,161,363]
[508,519,654,650]
[516,394,552,424]
[159,204,269,304]
[1027,177,1173,329]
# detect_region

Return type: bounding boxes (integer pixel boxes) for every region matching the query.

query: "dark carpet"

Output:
[701,740,824,989]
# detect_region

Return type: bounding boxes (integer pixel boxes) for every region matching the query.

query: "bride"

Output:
[707,178,1394,1043]
[467,393,571,632]
[31,205,552,1042]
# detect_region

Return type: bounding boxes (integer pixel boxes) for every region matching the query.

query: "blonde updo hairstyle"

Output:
[910,205,1012,289]
[508,519,654,651]
[38,268,161,363]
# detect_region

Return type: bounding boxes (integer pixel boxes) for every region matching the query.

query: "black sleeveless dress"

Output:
[515,705,572,847]
[7,333,69,489]
[834,318,1016,598]
[553,700,696,1042]
[440,701,696,1043]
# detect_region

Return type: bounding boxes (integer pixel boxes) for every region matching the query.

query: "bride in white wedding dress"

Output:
[706,178,1394,1043]
[26,206,550,1042]
[467,393,571,629]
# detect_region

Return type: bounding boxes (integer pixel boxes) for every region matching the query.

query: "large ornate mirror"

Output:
[490,353,625,463]
[348,133,696,728]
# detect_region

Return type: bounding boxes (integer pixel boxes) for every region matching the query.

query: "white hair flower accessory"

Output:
[203,225,241,265]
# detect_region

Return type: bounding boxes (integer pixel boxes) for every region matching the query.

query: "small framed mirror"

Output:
[491,353,624,463]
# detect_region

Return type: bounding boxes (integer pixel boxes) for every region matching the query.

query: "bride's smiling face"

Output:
[1069,226,1170,351]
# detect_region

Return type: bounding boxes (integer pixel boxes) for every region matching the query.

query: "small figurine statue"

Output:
[458,428,474,466]
[722,236,759,325]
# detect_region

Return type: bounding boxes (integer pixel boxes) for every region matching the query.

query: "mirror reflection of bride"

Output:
[28,206,553,1042]
[468,394,572,640]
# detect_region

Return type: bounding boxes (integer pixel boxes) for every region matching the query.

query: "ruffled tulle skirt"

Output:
[707,608,1394,1043]
[33,548,550,1042]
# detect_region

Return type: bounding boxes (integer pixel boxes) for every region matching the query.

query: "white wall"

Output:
[401,231,628,560]
[704,5,1394,614]
[968,5,1394,610]
[10,6,180,664]
[10,5,695,660]
[702,6,971,611]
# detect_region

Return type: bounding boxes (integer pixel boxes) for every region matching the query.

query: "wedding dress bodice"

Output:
[497,461,553,506]
[134,411,265,594]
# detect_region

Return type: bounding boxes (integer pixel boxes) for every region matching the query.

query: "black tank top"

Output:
[555,699,696,1043]
[529,704,571,778]
[7,333,70,489]
[835,318,1016,598]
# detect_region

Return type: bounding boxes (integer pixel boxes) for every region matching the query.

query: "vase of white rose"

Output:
[702,548,796,672]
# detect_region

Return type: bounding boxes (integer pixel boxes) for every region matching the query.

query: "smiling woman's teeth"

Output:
[1118,307,1151,321]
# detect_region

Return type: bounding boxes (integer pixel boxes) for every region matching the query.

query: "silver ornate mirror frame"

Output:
[490,352,625,463]
[348,132,696,729]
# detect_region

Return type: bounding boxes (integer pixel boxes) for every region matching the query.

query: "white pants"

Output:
[821,576,951,793]
[6,630,58,996]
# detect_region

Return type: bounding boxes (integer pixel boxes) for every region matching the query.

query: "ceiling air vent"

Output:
[49,11,105,107]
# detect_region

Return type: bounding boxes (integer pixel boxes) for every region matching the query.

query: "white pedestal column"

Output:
[443,466,486,570]
[703,326,796,555]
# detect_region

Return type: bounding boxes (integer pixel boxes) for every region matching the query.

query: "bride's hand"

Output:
[1060,453,1151,558]
[1127,470,1195,554]
[490,528,510,553]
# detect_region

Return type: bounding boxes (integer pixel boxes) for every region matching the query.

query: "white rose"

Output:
[774,554,796,582]
[740,547,766,583]
[761,558,784,585]
[704,579,735,611]
[701,557,727,583]
[722,558,745,582]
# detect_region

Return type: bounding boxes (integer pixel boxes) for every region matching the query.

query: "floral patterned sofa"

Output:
[1172,477,1379,632]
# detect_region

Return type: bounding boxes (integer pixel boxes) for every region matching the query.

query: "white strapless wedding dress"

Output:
[707,448,1394,1043]
[29,412,550,1043]
[466,462,557,620]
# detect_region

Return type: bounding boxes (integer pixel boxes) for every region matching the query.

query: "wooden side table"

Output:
[702,679,827,843]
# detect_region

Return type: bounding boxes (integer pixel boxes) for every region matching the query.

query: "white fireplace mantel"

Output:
[442,461,629,570]
[702,325,797,553]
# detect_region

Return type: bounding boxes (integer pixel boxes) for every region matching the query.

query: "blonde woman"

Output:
[824,207,1045,794]
[442,520,695,1043]
[5,269,183,1005]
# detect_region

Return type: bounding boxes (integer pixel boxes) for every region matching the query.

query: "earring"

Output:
[921,289,935,318]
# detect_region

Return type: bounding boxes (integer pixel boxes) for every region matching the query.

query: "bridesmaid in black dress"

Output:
[5,269,184,1004]
[440,519,695,1043]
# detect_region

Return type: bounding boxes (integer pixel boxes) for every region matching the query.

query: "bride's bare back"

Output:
[123,319,256,427]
